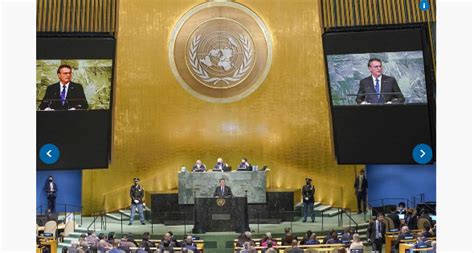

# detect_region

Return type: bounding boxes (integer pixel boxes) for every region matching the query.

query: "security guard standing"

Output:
[302,178,316,222]
[129,177,145,225]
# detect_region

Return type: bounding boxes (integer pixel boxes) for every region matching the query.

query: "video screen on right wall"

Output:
[327,51,428,106]
[323,26,436,164]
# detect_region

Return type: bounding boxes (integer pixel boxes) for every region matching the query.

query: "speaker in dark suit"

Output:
[355,58,405,105]
[213,179,233,197]
[367,213,386,253]
[39,64,89,111]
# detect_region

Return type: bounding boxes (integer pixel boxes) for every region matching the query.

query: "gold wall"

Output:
[82,0,362,214]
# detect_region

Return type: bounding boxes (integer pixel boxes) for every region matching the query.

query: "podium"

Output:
[193,197,249,233]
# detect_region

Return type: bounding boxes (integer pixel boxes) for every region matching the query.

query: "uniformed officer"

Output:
[129,177,145,225]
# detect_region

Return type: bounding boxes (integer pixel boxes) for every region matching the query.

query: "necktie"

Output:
[375,79,380,100]
[376,221,380,239]
[221,186,224,195]
[60,85,67,105]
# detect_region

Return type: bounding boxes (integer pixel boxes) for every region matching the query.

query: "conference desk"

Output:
[234,244,345,253]
[384,229,423,253]
[37,238,57,253]
[385,232,399,253]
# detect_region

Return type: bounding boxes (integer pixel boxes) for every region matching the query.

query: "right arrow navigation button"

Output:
[412,144,432,164]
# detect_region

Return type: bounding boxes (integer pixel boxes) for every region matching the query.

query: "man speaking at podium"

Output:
[39,64,89,111]
[213,179,233,198]
[356,58,405,105]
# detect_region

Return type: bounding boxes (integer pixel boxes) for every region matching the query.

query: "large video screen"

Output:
[37,36,115,170]
[323,26,436,164]
[36,60,113,111]
[327,51,428,105]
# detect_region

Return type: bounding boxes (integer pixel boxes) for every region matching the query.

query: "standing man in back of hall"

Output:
[129,177,145,225]
[302,178,316,223]
[354,169,368,214]
[44,176,58,213]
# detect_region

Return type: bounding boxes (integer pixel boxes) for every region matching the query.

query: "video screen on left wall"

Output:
[36,59,113,111]
[37,36,115,170]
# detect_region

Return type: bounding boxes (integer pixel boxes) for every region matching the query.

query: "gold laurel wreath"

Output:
[189,33,253,85]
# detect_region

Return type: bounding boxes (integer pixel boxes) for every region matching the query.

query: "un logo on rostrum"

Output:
[169,0,272,103]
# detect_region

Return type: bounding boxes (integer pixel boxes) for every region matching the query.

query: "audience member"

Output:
[326,231,341,244]
[181,235,199,253]
[397,202,407,215]
[405,208,418,230]
[341,228,352,242]
[287,239,304,253]
[387,206,401,230]
[392,225,412,252]
[85,230,99,247]
[118,233,136,253]
[140,232,156,252]
[323,229,335,244]
[300,230,312,245]
[237,231,254,247]
[162,232,177,247]
[305,233,320,245]
[282,227,295,246]
[159,239,175,253]
[422,223,434,238]
[263,240,277,253]
[348,234,364,251]
[413,232,429,249]
[239,241,256,253]
[78,234,89,250]
[97,233,113,251]
[260,232,276,248]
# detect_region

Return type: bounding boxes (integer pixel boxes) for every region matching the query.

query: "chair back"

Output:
[417,217,431,230]
[385,216,395,230]
[44,220,57,235]
[62,220,75,237]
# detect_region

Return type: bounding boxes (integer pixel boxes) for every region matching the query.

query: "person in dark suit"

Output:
[355,58,405,105]
[44,176,58,213]
[192,160,206,172]
[213,178,233,197]
[213,157,229,172]
[392,225,412,252]
[353,169,368,214]
[301,178,316,222]
[387,206,401,230]
[397,202,407,215]
[39,64,89,111]
[237,157,252,171]
[367,213,386,253]
[405,208,418,230]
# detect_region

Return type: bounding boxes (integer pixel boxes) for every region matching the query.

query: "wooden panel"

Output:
[37,0,43,31]
[359,0,366,25]
[36,0,116,33]
[354,0,360,26]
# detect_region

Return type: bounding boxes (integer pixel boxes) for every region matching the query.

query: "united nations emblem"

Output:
[169,1,272,103]
[216,197,226,207]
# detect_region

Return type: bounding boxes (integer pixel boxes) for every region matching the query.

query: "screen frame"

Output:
[37,33,116,170]
[322,24,436,164]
